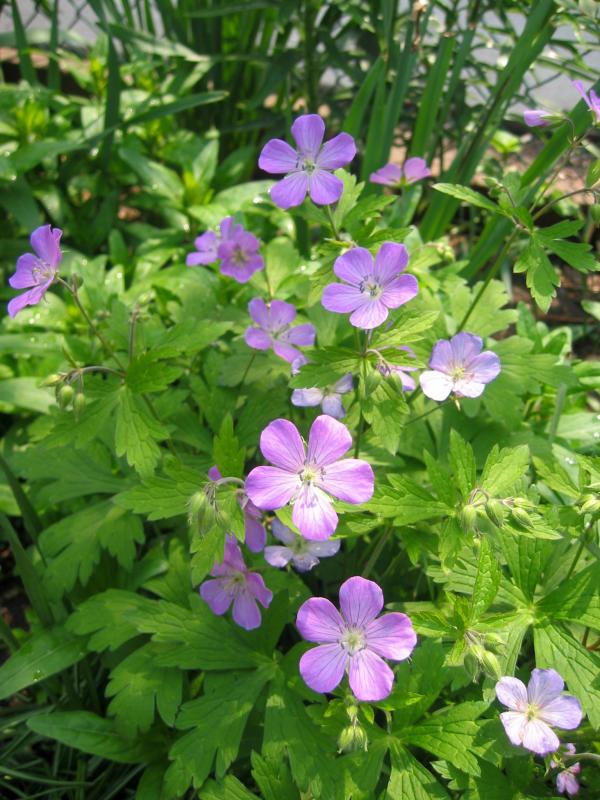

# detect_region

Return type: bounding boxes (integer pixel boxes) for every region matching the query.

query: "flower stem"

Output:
[362,527,393,578]
[325,204,341,239]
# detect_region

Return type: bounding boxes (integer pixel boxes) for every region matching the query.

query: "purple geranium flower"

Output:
[8,225,62,317]
[551,744,581,796]
[199,536,272,630]
[573,80,600,124]
[208,466,266,552]
[296,576,417,702]
[244,297,316,364]
[523,109,552,128]
[264,518,340,572]
[245,415,374,541]
[291,373,353,419]
[370,157,430,187]
[187,217,264,283]
[377,345,418,391]
[495,668,583,755]
[322,243,418,330]
[258,114,356,209]
[420,332,500,401]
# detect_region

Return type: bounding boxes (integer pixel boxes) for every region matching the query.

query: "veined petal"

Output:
[403,157,430,183]
[9,254,38,288]
[527,668,564,707]
[309,538,341,557]
[200,579,232,615]
[333,373,353,394]
[321,394,345,419]
[322,283,364,314]
[320,458,374,503]
[290,552,320,572]
[291,114,325,157]
[248,297,270,327]
[269,299,297,329]
[370,163,402,186]
[271,518,297,544]
[450,332,482,365]
[429,339,453,372]
[349,298,389,330]
[258,138,299,174]
[246,572,273,608]
[299,643,347,694]
[317,132,356,169]
[273,340,303,364]
[271,172,309,209]
[522,719,560,755]
[380,274,418,309]
[496,676,528,711]
[7,285,47,318]
[307,414,352,466]
[366,612,417,661]
[30,225,62,267]
[232,593,262,630]
[296,596,344,642]
[339,576,383,627]
[469,351,501,383]
[420,370,453,401]
[260,418,306,471]
[499,711,527,747]
[264,545,294,568]
[374,242,409,283]
[333,247,372,285]
[244,327,272,351]
[538,696,583,730]
[292,388,324,408]
[454,378,486,398]
[292,484,338,540]
[348,648,394,702]
[284,323,316,347]
[245,466,300,510]
[309,169,344,205]
[244,514,266,552]
[573,80,592,110]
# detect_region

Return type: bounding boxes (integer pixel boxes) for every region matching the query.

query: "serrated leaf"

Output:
[386,748,450,799]
[480,445,530,497]
[201,776,260,800]
[115,461,203,520]
[289,348,361,389]
[251,752,299,800]
[433,183,505,216]
[470,537,501,622]
[115,387,169,477]
[537,562,600,630]
[126,353,183,393]
[67,589,157,652]
[366,478,449,522]
[449,430,476,499]
[514,239,558,312]
[212,413,245,478]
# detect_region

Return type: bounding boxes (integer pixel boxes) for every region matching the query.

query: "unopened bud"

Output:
[57,384,74,408]
[580,493,600,515]
[511,506,533,529]
[481,650,502,680]
[485,499,506,527]
[458,504,478,532]
[42,373,63,387]
[73,392,86,416]
[463,652,479,681]
[187,489,215,528]
[338,724,368,753]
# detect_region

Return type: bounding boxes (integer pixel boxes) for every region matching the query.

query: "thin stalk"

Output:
[547,384,566,444]
[532,188,597,223]
[565,539,585,581]
[240,354,256,387]
[362,527,393,578]
[405,401,446,426]
[325,204,341,239]
[354,413,365,459]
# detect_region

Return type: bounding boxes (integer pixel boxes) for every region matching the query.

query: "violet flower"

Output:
[523,109,552,128]
[296,576,416,702]
[573,80,600,124]
[370,157,430,187]
[552,744,581,797]
[264,518,340,572]
[199,536,272,630]
[245,415,374,541]
[495,668,583,755]
[291,373,353,419]
[187,217,263,283]
[208,466,266,552]
[258,114,356,209]
[420,332,500,401]
[377,346,418,391]
[322,243,418,330]
[7,225,62,317]
[244,297,316,364]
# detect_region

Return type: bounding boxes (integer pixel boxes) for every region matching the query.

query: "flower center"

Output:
[224,571,246,595]
[341,627,366,655]
[450,364,466,382]
[299,464,323,485]
[300,155,317,174]
[359,279,382,299]
[231,246,248,266]
[526,704,540,721]
[32,261,54,284]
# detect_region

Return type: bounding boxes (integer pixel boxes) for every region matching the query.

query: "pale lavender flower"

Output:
[258,114,356,209]
[199,536,272,630]
[8,225,62,317]
[322,243,418,330]
[552,744,581,797]
[187,217,263,283]
[495,669,583,755]
[377,346,417,391]
[420,332,500,401]
[264,518,340,572]
[245,415,374,541]
[370,157,430,187]
[291,373,353,419]
[573,80,600,124]
[208,466,266,552]
[296,576,416,701]
[244,297,315,364]
[523,109,552,128]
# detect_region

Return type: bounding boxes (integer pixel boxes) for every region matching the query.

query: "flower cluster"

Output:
[187,216,264,283]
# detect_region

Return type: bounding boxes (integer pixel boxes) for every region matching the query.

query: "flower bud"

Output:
[187,489,215,529]
[338,724,368,753]
[579,493,600,515]
[485,498,506,527]
[57,384,74,408]
[73,392,86,417]
[458,504,478,532]
[511,506,533,529]
[42,373,63,387]
[481,649,502,680]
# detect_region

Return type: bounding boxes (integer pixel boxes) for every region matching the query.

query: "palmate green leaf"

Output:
[0,626,86,700]
[367,475,449,523]
[423,451,457,507]
[470,537,501,622]
[372,309,440,349]
[251,752,299,800]
[126,353,183,393]
[480,445,530,497]
[115,460,202,521]
[389,640,454,726]
[362,377,408,454]
[385,748,450,799]
[514,239,558,312]
[213,413,245,478]
[115,387,169,477]
[106,643,183,734]
[537,562,600,630]
[447,280,517,338]
[27,712,151,764]
[534,623,600,728]
[201,776,260,800]
[501,533,555,601]
[289,348,361,389]
[66,589,157,652]
[433,183,505,216]
[190,524,226,584]
[537,228,598,272]
[449,430,476,499]
[167,668,272,793]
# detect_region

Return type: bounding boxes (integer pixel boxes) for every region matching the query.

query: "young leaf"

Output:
[212,414,245,478]
[449,430,476,500]
[433,183,505,216]
[115,387,169,477]
[470,537,502,622]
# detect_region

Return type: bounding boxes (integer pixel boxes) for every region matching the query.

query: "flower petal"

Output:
[200,579,232,615]
[499,711,527,747]
[309,538,341,557]
[454,378,486,398]
[349,298,389,329]
[30,225,62,266]
[271,171,309,209]
[232,593,262,630]
[322,283,364,314]
[320,458,374,503]
[317,132,356,169]
[321,394,345,419]
[291,114,325,156]
[522,719,560,755]
[527,668,564,707]
[271,518,297,544]
[245,327,273,351]
[469,351,501,383]
[258,138,299,174]
[9,254,39,288]
[339,576,383,627]
[290,552,320,572]
[333,373,353,394]
[429,339,453,372]
[296,596,344,642]
[348,648,394,702]
[7,285,47,318]
[269,299,297,329]
[245,466,300,510]
[309,169,344,205]
[333,247,372,285]
[307,414,352,466]
[246,572,273,608]
[419,370,453,401]
[381,274,418,309]
[292,484,338,540]
[366,612,417,661]
[403,157,430,183]
[450,332,482,365]
[244,514,266,552]
[292,388,324,408]
[283,323,316,347]
[374,242,409,283]
[299,643,347,694]
[248,297,270,327]
[264,545,294,568]
[370,163,402,186]
[272,340,303,364]
[538,696,583,730]
[573,80,592,110]
[222,537,247,572]
[260,418,306,471]
[495,676,529,711]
